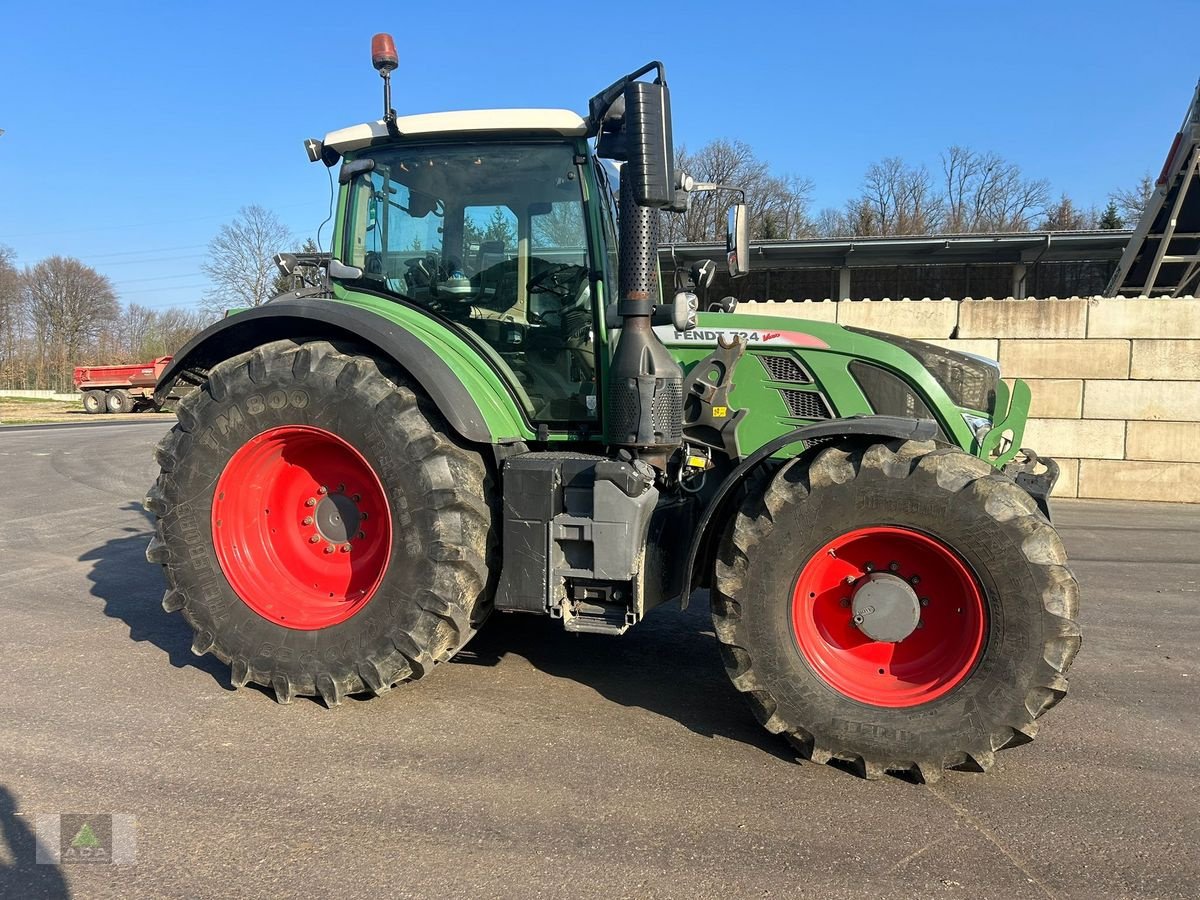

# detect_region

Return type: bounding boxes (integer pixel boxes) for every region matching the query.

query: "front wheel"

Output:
[144,339,494,706]
[712,440,1081,781]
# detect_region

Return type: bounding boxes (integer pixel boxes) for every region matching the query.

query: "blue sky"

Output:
[0,1,1196,310]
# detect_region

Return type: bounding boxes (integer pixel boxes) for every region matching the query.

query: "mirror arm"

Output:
[586,61,667,134]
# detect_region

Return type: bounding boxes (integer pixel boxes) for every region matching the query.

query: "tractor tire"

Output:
[82,390,105,414]
[712,440,1080,781]
[105,389,131,414]
[143,338,495,706]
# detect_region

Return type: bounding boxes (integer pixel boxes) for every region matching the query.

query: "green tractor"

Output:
[145,35,1080,780]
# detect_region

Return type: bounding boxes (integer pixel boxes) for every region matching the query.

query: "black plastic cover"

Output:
[621,81,675,208]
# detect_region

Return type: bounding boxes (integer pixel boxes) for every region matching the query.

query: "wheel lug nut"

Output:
[360,512,368,521]
[916,620,925,629]
[318,486,328,495]
[337,483,345,492]
[340,544,351,553]
[839,598,850,608]
[309,535,320,544]
[305,498,316,507]
[910,575,920,586]
[302,516,314,526]
[357,530,366,540]
[888,561,900,572]
[324,544,335,554]
[352,494,361,503]
[864,562,875,573]
[920,597,930,607]
[852,614,864,626]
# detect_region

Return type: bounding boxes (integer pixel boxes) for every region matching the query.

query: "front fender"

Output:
[680,415,939,607]
[156,297,523,444]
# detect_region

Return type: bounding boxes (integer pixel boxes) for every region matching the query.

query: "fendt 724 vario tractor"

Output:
[146,35,1080,780]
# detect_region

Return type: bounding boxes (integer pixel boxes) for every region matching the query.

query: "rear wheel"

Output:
[82,390,105,414]
[105,389,131,414]
[712,440,1081,780]
[144,339,494,705]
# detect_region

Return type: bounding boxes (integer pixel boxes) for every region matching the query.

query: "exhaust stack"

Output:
[606,173,684,467]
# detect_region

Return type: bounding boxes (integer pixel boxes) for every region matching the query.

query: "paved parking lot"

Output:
[1,420,1197,899]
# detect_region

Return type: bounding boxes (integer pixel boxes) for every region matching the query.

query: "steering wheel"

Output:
[527,263,586,298]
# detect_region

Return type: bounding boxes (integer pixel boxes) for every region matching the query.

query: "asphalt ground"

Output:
[0,421,1197,899]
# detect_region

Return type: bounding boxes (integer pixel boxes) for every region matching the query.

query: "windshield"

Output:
[342,141,597,423]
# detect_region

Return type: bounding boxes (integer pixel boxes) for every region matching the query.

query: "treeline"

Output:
[667,140,1156,243]
[0,247,212,393]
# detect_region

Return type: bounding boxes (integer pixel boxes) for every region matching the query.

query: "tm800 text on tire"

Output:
[144,339,495,706]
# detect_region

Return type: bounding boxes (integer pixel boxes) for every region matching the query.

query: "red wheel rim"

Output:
[212,426,392,630]
[790,526,986,707]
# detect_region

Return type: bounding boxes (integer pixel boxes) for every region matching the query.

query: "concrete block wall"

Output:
[737,296,1200,503]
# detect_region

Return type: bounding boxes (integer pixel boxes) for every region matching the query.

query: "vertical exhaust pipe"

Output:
[609,95,686,468]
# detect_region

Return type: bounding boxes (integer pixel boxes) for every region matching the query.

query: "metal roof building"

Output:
[662,230,1132,302]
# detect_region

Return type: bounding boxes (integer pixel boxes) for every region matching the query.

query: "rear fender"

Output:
[155,298,519,444]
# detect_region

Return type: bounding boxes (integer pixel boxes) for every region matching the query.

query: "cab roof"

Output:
[323,109,588,153]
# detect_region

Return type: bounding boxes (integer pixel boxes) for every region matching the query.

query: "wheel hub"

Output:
[314,493,361,544]
[790,525,987,708]
[851,573,921,642]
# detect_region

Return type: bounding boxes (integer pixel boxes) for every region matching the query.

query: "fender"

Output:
[680,415,939,607]
[155,297,493,443]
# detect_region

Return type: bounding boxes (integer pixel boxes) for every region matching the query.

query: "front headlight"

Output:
[848,328,1000,413]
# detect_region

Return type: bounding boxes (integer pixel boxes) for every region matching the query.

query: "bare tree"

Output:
[22,256,119,390]
[119,303,158,359]
[201,205,293,316]
[857,157,944,236]
[940,146,1050,233]
[662,139,813,243]
[1109,173,1156,227]
[142,307,213,358]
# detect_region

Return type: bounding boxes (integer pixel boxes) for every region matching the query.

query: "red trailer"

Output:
[74,356,172,414]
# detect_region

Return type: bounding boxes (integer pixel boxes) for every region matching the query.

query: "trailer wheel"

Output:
[82,390,105,414]
[712,440,1081,781]
[144,339,495,706]
[105,389,131,414]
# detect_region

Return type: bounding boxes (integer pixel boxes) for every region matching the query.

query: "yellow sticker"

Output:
[713,406,728,418]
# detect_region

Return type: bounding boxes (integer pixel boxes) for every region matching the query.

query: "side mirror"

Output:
[622,81,675,208]
[726,203,750,278]
[671,291,698,331]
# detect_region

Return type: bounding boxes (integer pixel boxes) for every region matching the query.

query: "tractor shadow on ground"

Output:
[0,786,70,899]
[79,503,233,692]
[459,596,799,762]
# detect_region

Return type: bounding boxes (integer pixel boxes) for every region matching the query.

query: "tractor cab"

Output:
[329,130,606,424]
